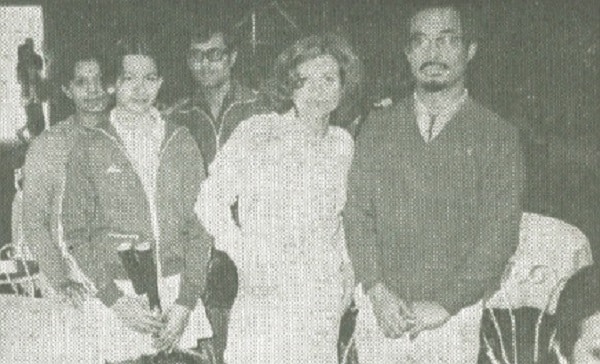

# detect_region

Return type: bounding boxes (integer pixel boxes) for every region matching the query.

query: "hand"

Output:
[196,338,217,363]
[154,303,191,352]
[409,301,451,339]
[367,283,415,338]
[111,295,164,335]
[339,263,355,316]
[58,280,88,309]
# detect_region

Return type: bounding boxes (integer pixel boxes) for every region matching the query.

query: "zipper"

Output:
[194,97,257,152]
[219,98,257,149]
[158,127,183,160]
[196,108,222,152]
[90,124,185,284]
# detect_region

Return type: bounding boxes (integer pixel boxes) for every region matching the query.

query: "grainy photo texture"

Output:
[0,1,598,364]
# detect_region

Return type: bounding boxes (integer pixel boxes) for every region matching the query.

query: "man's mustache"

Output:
[419,62,449,71]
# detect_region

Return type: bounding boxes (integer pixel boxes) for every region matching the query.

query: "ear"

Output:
[467,42,478,62]
[62,85,73,100]
[228,50,238,68]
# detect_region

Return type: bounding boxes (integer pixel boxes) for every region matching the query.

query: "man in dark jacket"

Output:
[166,18,265,173]
[344,2,525,363]
[166,17,266,364]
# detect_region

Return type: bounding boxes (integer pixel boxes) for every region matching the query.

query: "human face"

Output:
[115,55,162,114]
[405,7,476,92]
[62,60,109,114]
[571,312,600,364]
[292,55,342,120]
[188,33,237,89]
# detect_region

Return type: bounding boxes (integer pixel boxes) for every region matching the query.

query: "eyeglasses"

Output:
[407,34,464,52]
[188,47,229,63]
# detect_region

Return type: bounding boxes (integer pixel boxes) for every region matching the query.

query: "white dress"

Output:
[196,110,354,364]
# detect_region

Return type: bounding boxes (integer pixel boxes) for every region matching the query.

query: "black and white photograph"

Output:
[0,0,598,363]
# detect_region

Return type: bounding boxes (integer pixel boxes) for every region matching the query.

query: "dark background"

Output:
[1,0,599,260]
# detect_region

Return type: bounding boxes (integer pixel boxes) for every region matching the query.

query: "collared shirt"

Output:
[414,90,468,142]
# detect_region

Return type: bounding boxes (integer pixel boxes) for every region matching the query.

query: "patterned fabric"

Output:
[196,111,354,363]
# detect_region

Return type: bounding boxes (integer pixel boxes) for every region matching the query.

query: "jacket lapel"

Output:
[93,117,126,146]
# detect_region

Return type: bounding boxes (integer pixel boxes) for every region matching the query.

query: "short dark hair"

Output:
[58,44,105,87]
[187,14,237,50]
[108,31,161,84]
[554,265,600,359]
[403,0,482,48]
[264,32,363,115]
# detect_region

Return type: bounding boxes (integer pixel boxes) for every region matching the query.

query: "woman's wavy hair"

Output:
[264,33,363,122]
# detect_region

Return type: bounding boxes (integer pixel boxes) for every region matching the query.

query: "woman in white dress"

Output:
[195,33,363,363]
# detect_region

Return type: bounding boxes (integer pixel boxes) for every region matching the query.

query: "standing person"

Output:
[22,47,110,302]
[195,33,361,364]
[61,34,213,363]
[167,17,264,172]
[344,1,525,363]
[166,17,267,363]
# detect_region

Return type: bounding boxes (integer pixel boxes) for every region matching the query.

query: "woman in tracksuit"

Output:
[61,35,213,363]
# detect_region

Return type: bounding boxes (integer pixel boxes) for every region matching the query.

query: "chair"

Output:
[0,243,40,296]
[481,212,594,364]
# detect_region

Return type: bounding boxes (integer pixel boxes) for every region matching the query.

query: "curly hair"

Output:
[264,33,363,119]
[554,265,600,359]
[402,0,483,49]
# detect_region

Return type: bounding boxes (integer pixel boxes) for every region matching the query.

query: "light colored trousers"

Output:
[354,285,482,364]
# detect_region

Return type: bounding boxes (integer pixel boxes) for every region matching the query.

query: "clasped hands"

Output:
[111,295,191,352]
[367,283,450,339]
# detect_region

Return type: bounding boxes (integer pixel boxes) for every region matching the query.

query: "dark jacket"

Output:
[61,117,213,310]
[165,81,268,173]
[22,116,90,290]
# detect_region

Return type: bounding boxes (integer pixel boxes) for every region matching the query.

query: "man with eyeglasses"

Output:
[167,17,264,172]
[166,16,265,364]
[344,1,525,363]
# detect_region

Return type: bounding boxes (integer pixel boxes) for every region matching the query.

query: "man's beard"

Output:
[418,62,450,92]
[422,80,448,92]
[199,77,226,89]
